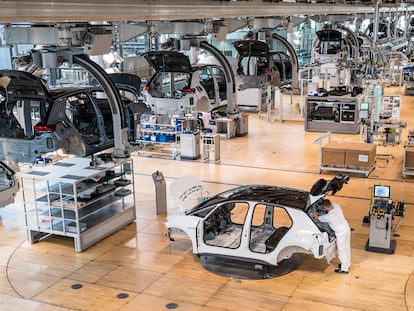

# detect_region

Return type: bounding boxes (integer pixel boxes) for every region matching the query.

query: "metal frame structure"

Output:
[0,1,412,23]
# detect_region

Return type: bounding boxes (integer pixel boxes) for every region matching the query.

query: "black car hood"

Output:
[233,40,270,57]
[0,70,49,100]
[316,30,342,42]
[143,51,192,73]
[310,175,350,196]
[109,73,141,98]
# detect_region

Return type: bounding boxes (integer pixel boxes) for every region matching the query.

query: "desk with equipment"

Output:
[372,120,406,146]
[305,94,362,134]
[363,185,405,254]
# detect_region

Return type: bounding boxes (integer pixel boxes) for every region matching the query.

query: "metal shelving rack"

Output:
[134,123,182,159]
[22,156,136,252]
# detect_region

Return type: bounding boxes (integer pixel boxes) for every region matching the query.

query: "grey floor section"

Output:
[200,253,303,280]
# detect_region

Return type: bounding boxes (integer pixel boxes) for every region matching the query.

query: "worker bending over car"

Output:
[313,199,351,274]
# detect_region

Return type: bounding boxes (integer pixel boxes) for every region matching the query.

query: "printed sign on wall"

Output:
[382,96,401,120]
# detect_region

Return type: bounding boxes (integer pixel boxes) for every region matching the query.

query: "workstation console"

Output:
[305,94,363,134]
[363,185,405,254]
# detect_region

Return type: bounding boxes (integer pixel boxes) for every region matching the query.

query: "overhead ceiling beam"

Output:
[0,1,412,23]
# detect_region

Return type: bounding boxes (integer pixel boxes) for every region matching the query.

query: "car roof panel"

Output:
[188,185,309,214]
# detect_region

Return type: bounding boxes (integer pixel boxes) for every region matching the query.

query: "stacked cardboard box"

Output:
[322,142,346,167]
[322,141,376,168]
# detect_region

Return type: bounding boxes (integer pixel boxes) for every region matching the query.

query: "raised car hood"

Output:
[0,70,49,100]
[316,30,342,42]
[109,72,141,98]
[308,174,350,206]
[233,40,269,57]
[143,51,192,73]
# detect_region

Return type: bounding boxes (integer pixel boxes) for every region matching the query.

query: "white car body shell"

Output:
[166,199,336,266]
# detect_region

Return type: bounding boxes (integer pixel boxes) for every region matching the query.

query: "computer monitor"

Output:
[373,185,391,198]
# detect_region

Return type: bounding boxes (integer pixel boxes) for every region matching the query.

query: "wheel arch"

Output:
[276,245,311,264]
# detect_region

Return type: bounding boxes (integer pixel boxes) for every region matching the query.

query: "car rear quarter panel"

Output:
[277,207,328,261]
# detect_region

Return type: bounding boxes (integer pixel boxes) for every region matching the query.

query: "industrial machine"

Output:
[363,184,405,254]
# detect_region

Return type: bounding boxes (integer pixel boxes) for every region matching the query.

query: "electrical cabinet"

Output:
[305,94,362,134]
[22,156,136,252]
[180,132,201,160]
[236,87,267,111]
[202,134,220,162]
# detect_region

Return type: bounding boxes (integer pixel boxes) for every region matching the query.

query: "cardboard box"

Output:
[405,146,414,169]
[345,143,376,168]
[322,141,376,168]
[322,141,346,166]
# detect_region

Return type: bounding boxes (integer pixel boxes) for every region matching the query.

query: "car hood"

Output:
[143,51,192,73]
[0,70,50,100]
[316,30,342,42]
[109,73,141,98]
[308,175,350,206]
[233,40,270,57]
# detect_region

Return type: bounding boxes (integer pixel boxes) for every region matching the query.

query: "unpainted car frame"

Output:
[166,175,349,267]
[0,70,150,164]
[233,40,293,90]
[0,162,18,207]
[312,29,347,65]
[142,51,227,115]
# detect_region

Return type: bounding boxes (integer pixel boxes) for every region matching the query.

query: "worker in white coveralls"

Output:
[313,199,351,274]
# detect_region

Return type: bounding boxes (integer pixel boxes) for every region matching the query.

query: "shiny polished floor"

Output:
[1,87,414,310]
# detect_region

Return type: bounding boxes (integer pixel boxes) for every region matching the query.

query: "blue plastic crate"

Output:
[159,134,168,142]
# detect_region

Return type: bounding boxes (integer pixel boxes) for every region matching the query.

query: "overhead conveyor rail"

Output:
[0,1,412,23]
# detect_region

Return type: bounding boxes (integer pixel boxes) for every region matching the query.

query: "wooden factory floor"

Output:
[1,87,414,310]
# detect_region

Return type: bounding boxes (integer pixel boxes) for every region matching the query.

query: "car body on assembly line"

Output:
[166,175,349,267]
[142,51,227,115]
[233,40,295,90]
[0,161,19,207]
[0,70,150,163]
